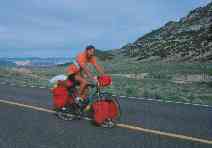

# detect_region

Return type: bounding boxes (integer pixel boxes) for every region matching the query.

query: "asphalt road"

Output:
[0,84,211,148]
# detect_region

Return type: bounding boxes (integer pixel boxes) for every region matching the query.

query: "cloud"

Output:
[0,0,211,57]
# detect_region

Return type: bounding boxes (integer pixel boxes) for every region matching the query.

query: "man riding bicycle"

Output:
[66,45,105,109]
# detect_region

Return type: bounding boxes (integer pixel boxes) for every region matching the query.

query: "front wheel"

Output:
[100,118,116,128]
[91,97,121,127]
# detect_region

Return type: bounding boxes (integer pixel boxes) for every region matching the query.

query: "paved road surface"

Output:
[0,84,211,148]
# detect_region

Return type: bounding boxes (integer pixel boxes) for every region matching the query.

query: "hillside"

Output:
[95,49,114,61]
[119,2,212,62]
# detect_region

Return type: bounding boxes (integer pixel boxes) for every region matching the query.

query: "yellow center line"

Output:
[117,124,212,144]
[0,98,211,145]
[0,99,55,114]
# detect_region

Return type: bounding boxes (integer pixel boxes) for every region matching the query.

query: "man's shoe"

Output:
[83,104,91,112]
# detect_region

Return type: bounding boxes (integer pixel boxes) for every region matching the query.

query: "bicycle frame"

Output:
[86,84,108,104]
[85,84,100,104]
[54,82,121,125]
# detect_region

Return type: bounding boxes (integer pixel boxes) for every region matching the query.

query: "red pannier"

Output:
[51,80,74,109]
[92,99,119,125]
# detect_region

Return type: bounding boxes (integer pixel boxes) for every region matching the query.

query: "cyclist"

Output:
[66,45,105,109]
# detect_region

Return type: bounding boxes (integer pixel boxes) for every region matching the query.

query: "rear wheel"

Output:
[54,104,81,121]
[56,111,76,121]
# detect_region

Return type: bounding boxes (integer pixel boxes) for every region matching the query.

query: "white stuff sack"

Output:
[49,74,67,84]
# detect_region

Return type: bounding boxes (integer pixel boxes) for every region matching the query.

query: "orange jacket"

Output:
[66,51,97,75]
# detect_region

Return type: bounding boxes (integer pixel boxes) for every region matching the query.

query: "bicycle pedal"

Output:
[83,104,91,112]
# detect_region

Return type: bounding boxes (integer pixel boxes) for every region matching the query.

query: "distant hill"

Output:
[0,57,70,67]
[0,59,16,67]
[57,62,72,67]
[116,2,212,62]
[95,49,114,61]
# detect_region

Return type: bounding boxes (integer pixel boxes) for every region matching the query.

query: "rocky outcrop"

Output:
[120,2,212,62]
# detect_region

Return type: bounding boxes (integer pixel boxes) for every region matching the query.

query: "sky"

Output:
[0,0,211,58]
